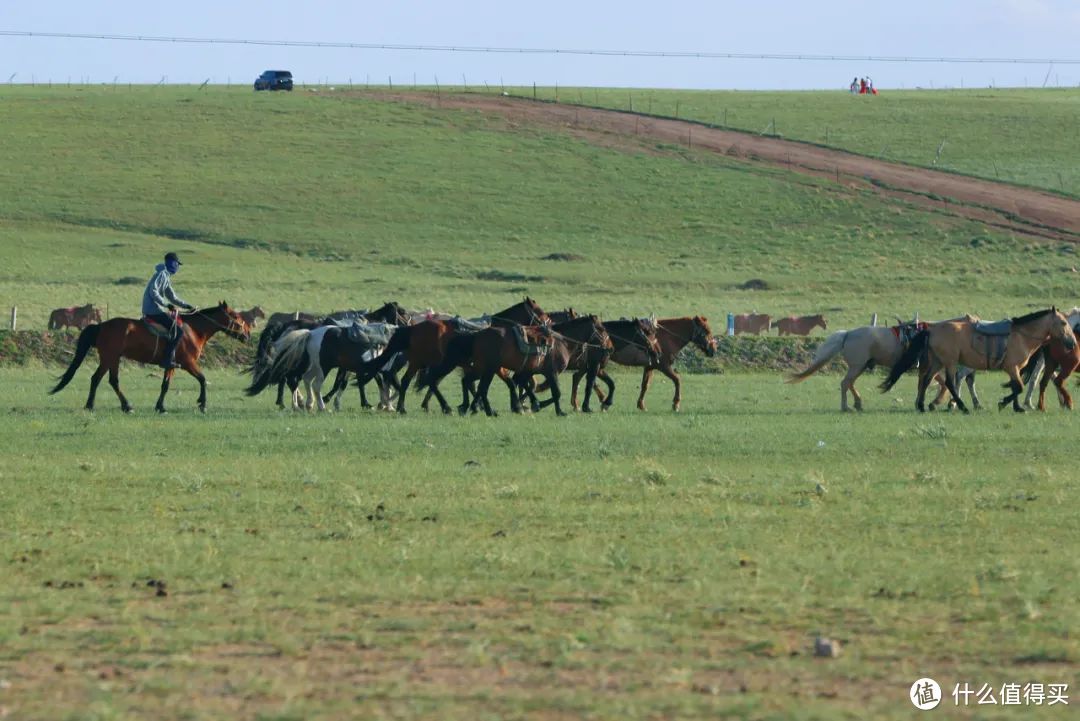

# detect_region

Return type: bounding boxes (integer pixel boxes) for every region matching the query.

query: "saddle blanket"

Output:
[450,315,491,334]
[971,319,1011,336]
[142,315,182,340]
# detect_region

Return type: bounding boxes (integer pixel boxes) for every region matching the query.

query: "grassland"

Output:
[5,367,1079,720]
[1,86,1079,719]
[495,86,1080,197]
[0,87,1076,334]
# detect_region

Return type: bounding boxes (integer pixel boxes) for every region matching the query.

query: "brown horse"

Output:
[564,318,662,411]
[443,324,571,416]
[50,302,250,414]
[733,313,770,335]
[881,308,1076,413]
[1023,329,1080,411]
[238,306,266,328]
[48,304,102,330]
[604,316,716,411]
[357,298,550,414]
[774,314,827,336]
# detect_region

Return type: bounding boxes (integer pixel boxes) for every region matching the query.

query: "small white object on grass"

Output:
[814,637,841,658]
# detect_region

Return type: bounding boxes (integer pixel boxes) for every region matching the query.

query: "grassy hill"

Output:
[0,86,1075,333]
[499,86,1080,197]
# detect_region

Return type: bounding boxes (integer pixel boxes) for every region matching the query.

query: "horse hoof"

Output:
[581,406,593,414]
[198,407,206,415]
[124,408,135,415]
[556,410,568,417]
[1013,406,1026,413]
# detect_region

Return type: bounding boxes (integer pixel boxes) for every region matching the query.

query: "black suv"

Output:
[254,70,293,91]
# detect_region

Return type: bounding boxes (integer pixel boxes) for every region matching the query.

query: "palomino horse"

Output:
[238,306,267,328]
[49,302,250,413]
[880,308,1076,413]
[733,313,770,335]
[607,316,717,412]
[356,298,550,414]
[788,321,979,412]
[774,314,827,336]
[564,318,662,411]
[48,304,102,330]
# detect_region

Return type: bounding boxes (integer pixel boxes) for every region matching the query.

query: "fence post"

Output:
[10,306,16,331]
[727,313,735,337]
[294,310,300,321]
[105,304,109,320]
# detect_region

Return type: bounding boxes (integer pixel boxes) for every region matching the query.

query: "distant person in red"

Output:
[859,77,868,94]
[867,77,878,95]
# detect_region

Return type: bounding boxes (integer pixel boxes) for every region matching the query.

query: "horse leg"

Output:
[596,369,616,411]
[275,379,286,409]
[547,370,567,417]
[657,363,683,412]
[458,372,473,415]
[155,369,176,413]
[1056,366,1075,410]
[942,367,968,414]
[927,375,950,412]
[396,366,416,414]
[1038,361,1054,411]
[312,367,328,412]
[570,370,584,411]
[1003,366,1026,413]
[85,364,107,411]
[963,370,981,410]
[637,368,654,411]
[477,370,498,417]
[580,365,599,413]
[106,362,133,414]
[915,362,936,413]
[838,365,862,412]
[1023,353,1044,409]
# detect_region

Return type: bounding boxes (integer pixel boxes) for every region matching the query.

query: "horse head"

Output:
[693,316,718,357]
[213,301,251,342]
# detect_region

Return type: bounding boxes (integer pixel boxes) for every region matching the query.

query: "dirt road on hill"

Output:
[376,92,1080,242]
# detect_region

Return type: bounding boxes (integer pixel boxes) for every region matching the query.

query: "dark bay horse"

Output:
[608,316,717,411]
[566,318,662,411]
[50,302,250,413]
[356,298,550,414]
[48,304,102,330]
[881,308,1076,413]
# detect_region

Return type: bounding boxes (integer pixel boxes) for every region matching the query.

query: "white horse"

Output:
[788,321,978,412]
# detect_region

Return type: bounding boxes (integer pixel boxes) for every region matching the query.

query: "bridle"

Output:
[181,307,249,340]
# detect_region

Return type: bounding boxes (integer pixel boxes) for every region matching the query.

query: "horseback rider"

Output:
[142,252,195,369]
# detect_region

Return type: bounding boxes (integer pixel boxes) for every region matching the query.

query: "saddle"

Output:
[332,320,393,348]
[143,315,181,340]
[970,319,1011,369]
[891,322,927,346]
[450,315,491,334]
[971,319,1011,336]
[512,325,554,358]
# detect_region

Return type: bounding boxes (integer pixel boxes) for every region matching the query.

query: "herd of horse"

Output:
[48,298,717,416]
[733,313,827,336]
[45,297,1079,417]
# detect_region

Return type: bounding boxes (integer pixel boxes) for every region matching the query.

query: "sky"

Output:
[2,0,1080,90]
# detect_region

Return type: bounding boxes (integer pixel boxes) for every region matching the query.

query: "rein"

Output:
[180,308,245,339]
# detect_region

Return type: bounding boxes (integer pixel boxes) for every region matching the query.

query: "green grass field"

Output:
[1,86,1079,719]
[4,368,1078,720]
[0,87,1075,333]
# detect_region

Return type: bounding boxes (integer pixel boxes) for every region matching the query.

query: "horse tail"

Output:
[48,311,58,330]
[245,329,310,396]
[880,330,928,392]
[1016,347,1046,387]
[49,324,99,394]
[786,330,847,383]
[417,333,474,390]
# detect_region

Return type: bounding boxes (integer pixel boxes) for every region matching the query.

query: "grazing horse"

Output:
[880,308,1076,413]
[356,298,550,414]
[238,306,266,329]
[48,304,102,330]
[49,302,250,414]
[733,313,770,335]
[605,316,717,412]
[774,314,827,336]
[787,321,979,412]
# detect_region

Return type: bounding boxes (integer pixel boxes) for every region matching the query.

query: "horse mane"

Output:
[1010,308,1054,325]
